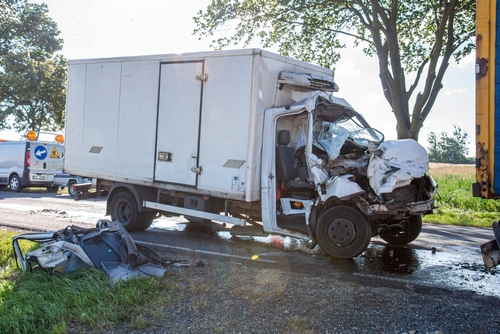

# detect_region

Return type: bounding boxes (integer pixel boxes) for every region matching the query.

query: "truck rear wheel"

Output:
[316,206,371,259]
[135,211,158,231]
[379,215,422,245]
[110,192,141,232]
[9,175,22,192]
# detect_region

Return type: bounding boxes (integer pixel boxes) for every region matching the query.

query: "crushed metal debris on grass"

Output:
[12,219,189,283]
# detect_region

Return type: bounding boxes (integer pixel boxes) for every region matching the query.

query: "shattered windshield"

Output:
[314,115,384,161]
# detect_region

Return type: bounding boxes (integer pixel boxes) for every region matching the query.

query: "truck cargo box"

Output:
[64,48,334,202]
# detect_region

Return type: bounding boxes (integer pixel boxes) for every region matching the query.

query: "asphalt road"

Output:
[1,189,498,297]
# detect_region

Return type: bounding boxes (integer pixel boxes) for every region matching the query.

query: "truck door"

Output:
[154,61,204,187]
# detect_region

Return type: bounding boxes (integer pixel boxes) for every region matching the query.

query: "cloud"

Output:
[445,87,467,96]
[335,60,362,77]
[367,92,385,104]
[454,53,475,68]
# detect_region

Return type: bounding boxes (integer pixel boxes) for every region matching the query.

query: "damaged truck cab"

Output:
[65,49,436,259]
[262,92,436,258]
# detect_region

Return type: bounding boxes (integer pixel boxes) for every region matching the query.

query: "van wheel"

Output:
[379,215,422,245]
[110,192,140,232]
[9,175,22,192]
[316,206,371,259]
[67,180,77,196]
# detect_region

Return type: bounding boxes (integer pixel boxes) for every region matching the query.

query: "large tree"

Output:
[0,0,66,135]
[194,0,475,140]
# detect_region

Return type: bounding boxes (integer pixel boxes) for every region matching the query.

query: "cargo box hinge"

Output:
[191,166,203,175]
[196,74,208,82]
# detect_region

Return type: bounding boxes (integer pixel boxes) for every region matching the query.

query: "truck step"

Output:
[230,225,268,237]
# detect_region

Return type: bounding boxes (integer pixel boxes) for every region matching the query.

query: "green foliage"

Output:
[0,0,66,133]
[427,125,474,164]
[194,0,475,140]
[423,173,500,227]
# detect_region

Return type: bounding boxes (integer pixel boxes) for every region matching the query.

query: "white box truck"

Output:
[64,49,437,258]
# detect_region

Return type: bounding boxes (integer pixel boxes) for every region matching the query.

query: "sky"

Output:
[1,0,475,154]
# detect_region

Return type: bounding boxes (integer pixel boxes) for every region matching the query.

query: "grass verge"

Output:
[425,164,500,228]
[0,229,183,333]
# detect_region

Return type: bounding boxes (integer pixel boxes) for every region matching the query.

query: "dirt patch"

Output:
[428,163,474,178]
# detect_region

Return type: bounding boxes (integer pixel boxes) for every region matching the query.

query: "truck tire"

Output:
[67,180,77,197]
[379,215,422,245]
[110,192,141,232]
[9,175,22,192]
[136,211,158,231]
[316,206,371,259]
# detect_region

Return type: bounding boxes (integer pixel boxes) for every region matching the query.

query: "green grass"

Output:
[423,173,500,228]
[0,230,181,333]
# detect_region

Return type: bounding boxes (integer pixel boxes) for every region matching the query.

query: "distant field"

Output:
[424,163,500,227]
[428,162,474,179]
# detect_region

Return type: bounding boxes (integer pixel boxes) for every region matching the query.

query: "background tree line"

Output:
[427,125,474,164]
[0,0,65,137]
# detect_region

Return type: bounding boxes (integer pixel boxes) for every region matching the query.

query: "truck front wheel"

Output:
[316,206,371,259]
[379,215,422,245]
[110,192,140,232]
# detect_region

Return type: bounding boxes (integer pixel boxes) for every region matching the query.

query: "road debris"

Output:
[480,221,500,268]
[12,219,187,283]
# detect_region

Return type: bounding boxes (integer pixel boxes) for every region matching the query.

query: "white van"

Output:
[0,140,64,192]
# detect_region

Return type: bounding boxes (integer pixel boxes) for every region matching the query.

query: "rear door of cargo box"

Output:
[155,61,204,187]
[28,142,63,183]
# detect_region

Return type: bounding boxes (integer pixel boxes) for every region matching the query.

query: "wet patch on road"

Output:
[148,219,500,299]
[330,243,500,299]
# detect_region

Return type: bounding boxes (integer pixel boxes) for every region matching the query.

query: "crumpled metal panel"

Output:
[368,139,429,195]
[11,220,181,283]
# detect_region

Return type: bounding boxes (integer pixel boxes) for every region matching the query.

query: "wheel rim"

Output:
[69,183,76,196]
[116,200,132,223]
[10,178,19,190]
[327,217,356,246]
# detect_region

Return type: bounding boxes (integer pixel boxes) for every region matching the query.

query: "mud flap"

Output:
[480,221,500,268]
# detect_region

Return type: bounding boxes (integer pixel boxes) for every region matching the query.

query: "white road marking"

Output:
[135,240,278,264]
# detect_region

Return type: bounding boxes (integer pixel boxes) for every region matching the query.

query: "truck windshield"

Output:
[313,115,384,161]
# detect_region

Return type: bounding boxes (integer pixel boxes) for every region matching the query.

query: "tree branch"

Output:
[420,1,456,122]
[408,55,430,97]
[412,0,457,123]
